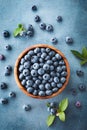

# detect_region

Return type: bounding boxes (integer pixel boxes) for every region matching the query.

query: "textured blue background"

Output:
[0,0,87,130]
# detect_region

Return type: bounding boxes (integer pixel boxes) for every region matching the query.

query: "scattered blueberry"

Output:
[9,91,16,98]
[76,70,84,76]
[40,23,46,30]
[51,37,58,44]
[0,98,8,104]
[5,65,12,72]
[0,82,7,89]
[70,88,77,96]
[23,104,31,111]
[3,30,10,38]
[32,5,37,11]
[78,83,86,91]
[27,24,34,31]
[46,24,53,32]
[56,16,62,22]
[0,54,5,60]
[75,101,81,108]
[5,69,11,76]
[26,30,34,37]
[66,36,73,44]
[34,15,41,22]
[5,44,11,50]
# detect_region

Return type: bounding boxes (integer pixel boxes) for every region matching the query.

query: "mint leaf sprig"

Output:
[46,98,69,127]
[13,24,26,37]
[71,47,87,65]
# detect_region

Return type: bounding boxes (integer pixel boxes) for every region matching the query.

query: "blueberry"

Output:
[42,80,47,84]
[33,90,38,96]
[40,63,44,67]
[46,24,53,32]
[55,54,61,60]
[46,48,51,53]
[34,15,41,22]
[20,58,25,64]
[78,83,86,91]
[43,74,50,80]
[51,37,58,44]
[3,30,10,38]
[49,78,53,83]
[26,30,34,37]
[45,56,50,60]
[38,91,45,96]
[19,73,24,80]
[19,65,24,72]
[61,71,67,77]
[50,108,56,115]
[50,102,56,108]
[5,44,11,50]
[57,66,62,73]
[51,82,57,88]
[27,87,34,93]
[0,54,5,60]
[49,51,55,57]
[52,87,58,92]
[38,68,45,75]
[5,65,12,71]
[62,65,67,71]
[65,36,73,44]
[5,69,11,76]
[46,60,53,65]
[70,88,77,96]
[41,52,47,59]
[37,52,41,58]
[0,82,7,89]
[57,83,63,88]
[23,104,31,111]
[56,16,62,22]
[45,83,51,90]
[23,69,29,76]
[60,77,66,83]
[26,75,31,81]
[20,31,27,37]
[31,56,38,63]
[35,80,41,85]
[39,84,45,90]
[56,73,60,77]
[54,77,59,83]
[0,98,8,104]
[53,61,59,67]
[28,50,34,56]
[40,23,46,30]
[27,24,33,31]
[43,64,50,71]
[34,48,41,53]
[32,5,37,11]
[21,79,26,86]
[47,107,51,112]
[9,91,16,98]
[39,58,44,63]
[46,90,53,96]
[75,101,81,108]
[41,48,46,53]
[33,63,39,70]
[31,69,37,77]
[24,61,31,69]
[50,71,56,77]
[26,80,33,86]
[38,76,43,80]
[50,65,54,71]
[59,60,65,65]
[52,57,56,62]
[76,70,84,76]
[33,84,38,89]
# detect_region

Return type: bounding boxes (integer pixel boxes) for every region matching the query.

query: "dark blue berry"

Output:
[76,70,84,76]
[39,84,45,91]
[78,83,86,91]
[43,64,50,71]
[40,23,46,30]
[56,16,62,22]
[5,65,12,72]
[32,5,37,11]
[46,90,53,96]
[0,82,7,89]
[38,68,45,75]
[23,104,31,111]
[26,80,33,86]
[45,83,51,90]
[51,37,58,44]
[0,98,8,104]
[26,30,34,37]
[43,74,50,81]
[9,91,16,97]
[23,69,29,76]
[28,24,33,31]
[34,15,41,22]
[46,24,53,32]
[66,36,73,44]
[3,30,10,38]
[0,54,5,60]
[27,87,34,93]
[5,44,11,50]
[38,91,45,96]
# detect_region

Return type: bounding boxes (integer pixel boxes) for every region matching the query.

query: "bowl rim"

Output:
[14,44,70,99]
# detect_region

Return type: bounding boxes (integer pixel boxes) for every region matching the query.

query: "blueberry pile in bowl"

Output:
[14,44,70,99]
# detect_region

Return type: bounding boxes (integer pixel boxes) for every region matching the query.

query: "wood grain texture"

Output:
[14,44,70,99]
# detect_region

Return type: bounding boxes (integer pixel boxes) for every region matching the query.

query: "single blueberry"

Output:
[20,31,27,37]
[37,52,41,58]
[0,54,5,60]
[53,61,59,67]
[5,65,12,71]
[50,65,54,71]
[50,108,57,115]
[19,65,24,72]
[75,101,81,108]
[52,87,58,92]
[50,71,56,77]
[45,83,51,90]
[43,74,50,81]
[51,82,57,88]
[46,48,51,53]
[3,30,10,38]
[33,63,39,70]
[9,91,16,98]
[54,77,59,83]
[50,102,56,108]
[38,68,45,75]
[31,69,37,77]
[21,79,26,86]
[20,58,25,65]
[45,56,50,60]
[23,104,31,111]
[66,36,73,44]
[61,71,67,77]
[56,16,62,22]
[34,48,41,53]
[0,98,8,104]
[31,56,38,63]
[23,69,29,76]
[40,23,46,30]
[46,24,53,32]
[35,80,41,85]
[49,51,55,57]
[38,91,45,96]
[55,54,61,60]
[43,64,50,71]
[57,83,63,88]
[76,70,84,76]
[60,77,66,83]
[57,66,62,73]
[26,30,34,37]
[34,15,41,22]
[32,5,37,11]
[78,83,86,91]
[19,73,24,80]
[27,24,33,31]
[41,52,47,59]
[5,69,11,76]
[40,63,44,67]
[33,90,38,96]
[46,60,53,65]
[0,82,7,89]
[41,48,46,53]
[46,90,53,96]
[26,80,33,86]
[52,56,56,62]
[59,60,65,65]
[39,84,45,91]
[62,65,67,71]
[51,37,58,44]
[28,50,34,56]
[39,58,44,63]
[27,87,34,93]
[5,44,11,50]
[56,73,60,77]
[24,61,31,69]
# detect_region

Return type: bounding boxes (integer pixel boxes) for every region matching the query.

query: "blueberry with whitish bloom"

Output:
[23,104,31,111]
[0,82,7,89]
[38,68,45,75]
[43,74,50,81]
[35,80,41,85]
[34,47,41,53]
[31,56,38,63]
[45,83,51,90]
[43,64,50,71]
[45,55,50,60]
[23,69,29,76]
[24,61,31,69]
[19,65,24,72]
[39,84,45,91]
[27,87,34,93]
[3,30,10,38]
[51,37,58,44]
[21,79,26,86]
[78,83,86,91]
[41,48,46,53]
[61,71,67,77]
[62,65,67,71]
[26,80,33,86]
[0,54,5,60]
[46,48,51,53]
[27,24,34,31]
[33,90,38,96]
[0,98,8,104]
[46,24,53,32]
[34,15,41,22]
[40,23,46,30]
[38,91,45,96]
[26,30,34,37]
[5,65,12,72]
[59,60,65,65]
[60,77,66,83]
[65,36,73,44]
[5,44,11,50]
[57,83,63,88]
[54,77,59,83]
[50,65,54,71]
[56,16,63,22]
[19,73,24,80]
[9,91,16,98]
[32,5,37,11]
[55,54,61,60]
[33,63,39,70]
[46,90,53,96]
[46,60,53,65]
[41,52,47,59]
[28,50,34,56]
[52,87,58,92]
[57,66,62,73]
[20,58,25,64]
[51,82,57,88]
[20,31,27,37]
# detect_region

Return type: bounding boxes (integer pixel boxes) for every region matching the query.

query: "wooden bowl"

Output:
[14,44,70,99]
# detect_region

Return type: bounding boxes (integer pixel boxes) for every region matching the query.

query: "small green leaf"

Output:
[59,98,68,112]
[18,24,23,28]
[46,102,50,107]
[82,47,87,58]
[80,60,87,65]
[71,50,84,60]
[46,115,56,127]
[58,112,65,122]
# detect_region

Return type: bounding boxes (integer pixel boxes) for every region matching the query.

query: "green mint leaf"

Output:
[59,98,68,112]
[46,103,50,107]
[71,50,84,60]
[80,60,87,65]
[58,112,65,122]
[46,115,56,127]
[82,47,87,58]
[18,24,23,28]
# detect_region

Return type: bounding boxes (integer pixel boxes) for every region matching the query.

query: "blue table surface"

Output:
[0,0,87,130]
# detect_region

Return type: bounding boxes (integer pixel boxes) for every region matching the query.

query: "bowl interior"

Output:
[14,44,70,99]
